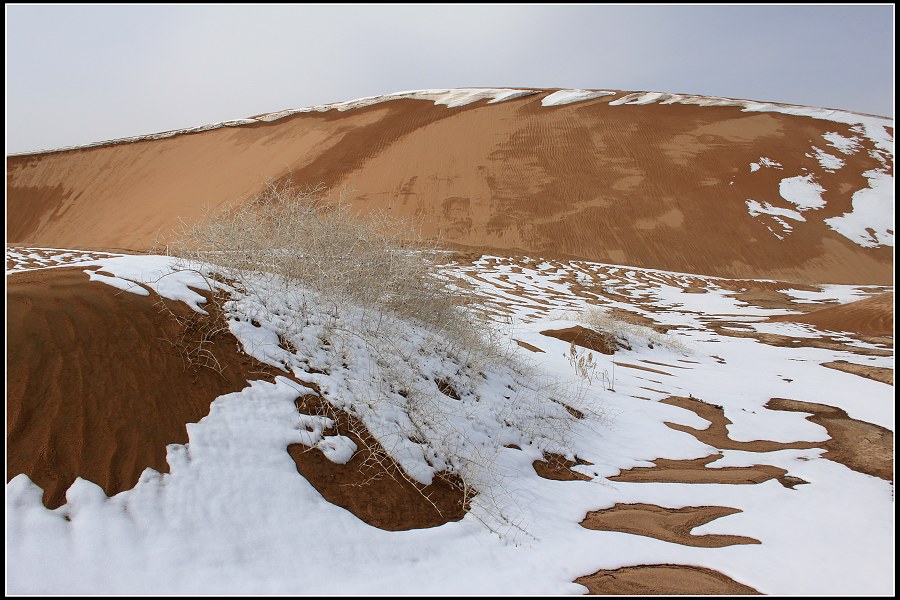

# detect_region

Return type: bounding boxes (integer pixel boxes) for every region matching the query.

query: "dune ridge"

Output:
[8,88,893,284]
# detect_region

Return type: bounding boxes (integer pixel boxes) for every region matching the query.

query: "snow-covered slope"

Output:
[7,249,894,594]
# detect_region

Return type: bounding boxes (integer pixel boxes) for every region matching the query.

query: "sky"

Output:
[5,4,895,154]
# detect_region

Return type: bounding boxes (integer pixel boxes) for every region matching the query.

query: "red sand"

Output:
[6,267,281,508]
[7,90,893,284]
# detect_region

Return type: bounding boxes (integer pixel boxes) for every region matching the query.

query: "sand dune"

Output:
[6,267,278,508]
[5,87,894,594]
[7,89,893,284]
[769,292,894,335]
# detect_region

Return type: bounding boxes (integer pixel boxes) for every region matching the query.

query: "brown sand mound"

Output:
[769,292,894,336]
[766,398,893,481]
[532,453,593,482]
[576,564,760,595]
[581,503,759,548]
[6,267,277,508]
[8,89,892,284]
[288,392,466,530]
[540,325,617,355]
[821,360,893,385]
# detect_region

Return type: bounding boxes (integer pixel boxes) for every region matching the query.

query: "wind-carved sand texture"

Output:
[6,267,281,508]
[769,292,894,336]
[7,88,893,285]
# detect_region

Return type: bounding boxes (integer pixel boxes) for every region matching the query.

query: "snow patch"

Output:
[779,175,826,211]
[809,146,844,172]
[750,157,783,172]
[824,170,894,248]
[317,436,358,465]
[822,132,862,155]
[541,89,615,107]
[609,92,671,106]
[84,269,150,296]
[745,200,805,238]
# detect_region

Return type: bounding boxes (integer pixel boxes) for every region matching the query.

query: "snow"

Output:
[541,89,615,107]
[317,435,358,465]
[599,91,894,162]
[779,174,826,211]
[85,255,214,313]
[430,89,536,108]
[608,92,671,106]
[84,269,150,296]
[824,170,894,248]
[750,157,783,173]
[809,146,845,172]
[778,285,872,305]
[6,251,894,595]
[744,197,811,239]
[822,132,862,155]
[6,247,125,275]
[746,199,805,223]
[253,89,538,117]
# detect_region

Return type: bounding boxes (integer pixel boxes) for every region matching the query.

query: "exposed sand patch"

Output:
[513,339,545,353]
[639,359,691,370]
[766,399,893,481]
[576,564,760,595]
[581,503,760,548]
[640,386,674,395]
[6,267,278,509]
[540,325,616,355]
[288,391,467,530]
[661,396,819,453]
[769,292,893,336]
[614,362,674,377]
[821,360,893,385]
[533,453,593,482]
[609,454,793,487]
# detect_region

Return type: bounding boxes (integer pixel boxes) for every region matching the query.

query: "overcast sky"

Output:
[6,4,894,154]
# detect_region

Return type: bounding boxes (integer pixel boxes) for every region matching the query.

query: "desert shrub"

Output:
[173,181,475,340]
[170,181,585,538]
